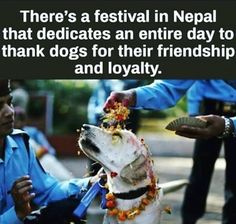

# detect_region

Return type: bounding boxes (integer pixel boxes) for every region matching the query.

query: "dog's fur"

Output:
[79,124,163,224]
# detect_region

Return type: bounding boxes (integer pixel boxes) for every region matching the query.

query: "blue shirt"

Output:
[0,129,90,224]
[187,80,236,115]
[134,80,236,135]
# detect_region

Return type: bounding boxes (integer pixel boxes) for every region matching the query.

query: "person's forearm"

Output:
[28,142,91,205]
[134,80,195,110]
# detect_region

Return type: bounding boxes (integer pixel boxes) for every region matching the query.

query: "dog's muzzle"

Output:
[81,124,90,131]
[79,125,100,153]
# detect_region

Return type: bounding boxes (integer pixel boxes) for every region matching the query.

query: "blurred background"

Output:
[19,80,187,134]
[12,80,224,224]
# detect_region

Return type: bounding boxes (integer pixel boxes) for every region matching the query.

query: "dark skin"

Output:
[103,90,136,111]
[0,95,14,140]
[10,165,102,221]
[0,94,34,220]
[10,176,35,220]
[175,115,225,139]
[0,94,14,158]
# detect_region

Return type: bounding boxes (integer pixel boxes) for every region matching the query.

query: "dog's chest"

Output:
[103,195,162,224]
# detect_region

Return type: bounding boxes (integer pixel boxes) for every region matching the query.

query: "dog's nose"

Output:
[82,124,90,130]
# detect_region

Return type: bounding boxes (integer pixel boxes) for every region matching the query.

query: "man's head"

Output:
[0,80,14,138]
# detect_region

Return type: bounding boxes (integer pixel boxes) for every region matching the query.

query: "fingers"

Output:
[175,125,208,139]
[11,175,36,204]
[97,167,104,176]
[89,167,107,186]
[103,92,117,111]
[196,114,221,124]
[11,176,35,220]
[20,192,36,204]
[12,175,32,195]
[103,91,134,111]
[13,175,30,184]
[175,131,202,139]
[98,168,107,180]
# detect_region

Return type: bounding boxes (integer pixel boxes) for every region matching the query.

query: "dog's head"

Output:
[79,124,153,186]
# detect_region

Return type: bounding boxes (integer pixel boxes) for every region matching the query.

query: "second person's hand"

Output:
[103,90,136,111]
[175,115,225,139]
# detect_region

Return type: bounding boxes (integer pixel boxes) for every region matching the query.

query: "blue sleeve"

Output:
[134,80,195,110]
[27,144,90,206]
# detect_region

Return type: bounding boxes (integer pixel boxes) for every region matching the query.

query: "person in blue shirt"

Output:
[0,80,96,224]
[104,80,236,224]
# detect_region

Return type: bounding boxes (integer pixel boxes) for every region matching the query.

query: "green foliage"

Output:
[24,80,188,134]
[25,80,93,134]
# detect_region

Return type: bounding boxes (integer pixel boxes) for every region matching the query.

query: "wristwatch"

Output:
[218,116,234,138]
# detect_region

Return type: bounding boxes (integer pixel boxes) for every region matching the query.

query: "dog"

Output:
[79,124,174,224]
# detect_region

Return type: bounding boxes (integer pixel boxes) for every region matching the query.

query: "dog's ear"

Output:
[120,154,147,185]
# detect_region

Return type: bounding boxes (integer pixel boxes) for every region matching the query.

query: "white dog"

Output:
[79,124,187,224]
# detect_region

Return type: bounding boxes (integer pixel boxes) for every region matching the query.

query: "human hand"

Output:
[103,90,136,111]
[11,175,35,220]
[89,168,107,187]
[175,115,225,139]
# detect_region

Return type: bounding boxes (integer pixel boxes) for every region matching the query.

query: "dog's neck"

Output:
[107,174,152,194]
[105,171,160,223]
[106,154,155,194]
[106,163,155,195]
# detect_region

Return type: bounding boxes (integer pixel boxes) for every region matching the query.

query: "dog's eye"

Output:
[112,132,122,144]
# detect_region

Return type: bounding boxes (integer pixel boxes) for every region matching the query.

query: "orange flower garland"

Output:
[105,177,158,222]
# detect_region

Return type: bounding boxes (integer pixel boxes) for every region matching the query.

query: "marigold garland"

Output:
[105,177,159,222]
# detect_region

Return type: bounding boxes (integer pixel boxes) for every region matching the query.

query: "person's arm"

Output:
[175,115,236,139]
[27,145,90,205]
[11,141,91,222]
[135,80,195,110]
[104,80,195,110]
